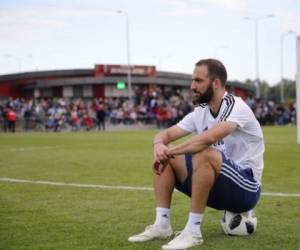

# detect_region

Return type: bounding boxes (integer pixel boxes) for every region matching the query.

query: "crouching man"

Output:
[128,59,264,250]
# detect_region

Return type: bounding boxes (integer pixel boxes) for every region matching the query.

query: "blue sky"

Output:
[1,0,299,85]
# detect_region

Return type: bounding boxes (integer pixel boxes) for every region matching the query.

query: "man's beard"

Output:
[194,82,214,104]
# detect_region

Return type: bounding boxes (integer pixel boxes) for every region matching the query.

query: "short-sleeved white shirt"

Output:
[177,92,265,184]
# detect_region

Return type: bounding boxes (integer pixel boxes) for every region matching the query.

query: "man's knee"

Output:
[168,155,188,184]
[192,148,222,173]
[192,148,211,161]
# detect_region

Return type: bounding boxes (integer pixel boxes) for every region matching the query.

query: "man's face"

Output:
[191,65,214,104]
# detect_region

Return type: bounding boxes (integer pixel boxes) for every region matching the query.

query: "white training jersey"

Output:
[177,92,265,184]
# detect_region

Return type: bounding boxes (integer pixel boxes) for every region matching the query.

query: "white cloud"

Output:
[158,0,207,16]
[162,8,207,16]
[0,6,121,45]
[274,9,300,34]
[206,0,247,10]
[0,5,122,27]
[158,0,246,17]
[160,0,189,8]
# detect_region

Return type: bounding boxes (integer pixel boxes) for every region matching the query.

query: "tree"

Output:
[268,79,296,104]
[283,79,296,102]
[243,78,296,104]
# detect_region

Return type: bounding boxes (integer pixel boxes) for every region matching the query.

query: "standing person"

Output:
[0,105,8,132]
[24,106,32,131]
[128,59,264,249]
[7,108,17,133]
[96,99,106,131]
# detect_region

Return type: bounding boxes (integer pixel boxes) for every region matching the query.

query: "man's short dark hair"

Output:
[195,59,227,86]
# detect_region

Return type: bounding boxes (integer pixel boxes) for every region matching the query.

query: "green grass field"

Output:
[0,126,300,250]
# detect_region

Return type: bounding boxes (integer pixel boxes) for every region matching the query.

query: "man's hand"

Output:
[151,125,189,175]
[152,160,168,175]
[153,143,174,175]
[153,143,173,163]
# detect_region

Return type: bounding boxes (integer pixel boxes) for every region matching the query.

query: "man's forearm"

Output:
[153,131,170,146]
[152,125,191,147]
[168,134,212,155]
[168,121,237,155]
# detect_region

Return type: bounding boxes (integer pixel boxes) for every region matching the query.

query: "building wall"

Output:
[234,88,248,100]
[0,83,24,98]
[0,84,11,97]
[105,85,129,98]
[95,85,104,99]
[0,68,254,100]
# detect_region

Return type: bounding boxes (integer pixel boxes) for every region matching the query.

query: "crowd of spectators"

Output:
[246,95,296,126]
[0,88,297,133]
[0,87,193,132]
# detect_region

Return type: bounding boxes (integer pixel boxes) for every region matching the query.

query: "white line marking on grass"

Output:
[0,144,94,152]
[1,177,300,198]
[0,177,153,191]
[260,192,300,197]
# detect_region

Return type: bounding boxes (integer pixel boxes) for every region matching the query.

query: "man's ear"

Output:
[213,78,221,89]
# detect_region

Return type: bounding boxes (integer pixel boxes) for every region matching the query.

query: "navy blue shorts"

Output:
[174,152,261,213]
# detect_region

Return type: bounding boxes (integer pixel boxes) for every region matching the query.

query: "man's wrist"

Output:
[153,139,163,146]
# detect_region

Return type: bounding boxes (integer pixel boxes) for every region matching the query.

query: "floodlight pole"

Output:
[280,30,296,103]
[117,10,133,103]
[244,14,274,99]
[296,36,300,143]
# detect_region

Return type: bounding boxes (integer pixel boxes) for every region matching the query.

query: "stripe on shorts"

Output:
[222,163,259,187]
[220,163,260,192]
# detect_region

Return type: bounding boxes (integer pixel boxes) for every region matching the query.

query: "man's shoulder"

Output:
[220,94,254,121]
[223,93,238,103]
[223,94,250,110]
[229,94,247,103]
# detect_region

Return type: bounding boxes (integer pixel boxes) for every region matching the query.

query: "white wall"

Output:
[63,86,73,97]
[105,85,128,97]
[83,85,93,97]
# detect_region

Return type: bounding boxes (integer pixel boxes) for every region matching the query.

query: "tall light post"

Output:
[280,30,296,103]
[244,14,274,99]
[117,10,133,102]
[296,36,300,143]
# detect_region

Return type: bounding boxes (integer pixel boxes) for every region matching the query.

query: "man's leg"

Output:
[154,155,188,208]
[190,147,222,214]
[162,148,222,250]
[128,155,188,243]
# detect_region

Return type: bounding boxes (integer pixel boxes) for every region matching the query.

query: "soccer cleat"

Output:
[128,224,173,242]
[161,230,203,250]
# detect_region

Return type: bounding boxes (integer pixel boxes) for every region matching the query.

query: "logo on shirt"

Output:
[203,126,224,147]
[213,139,224,147]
